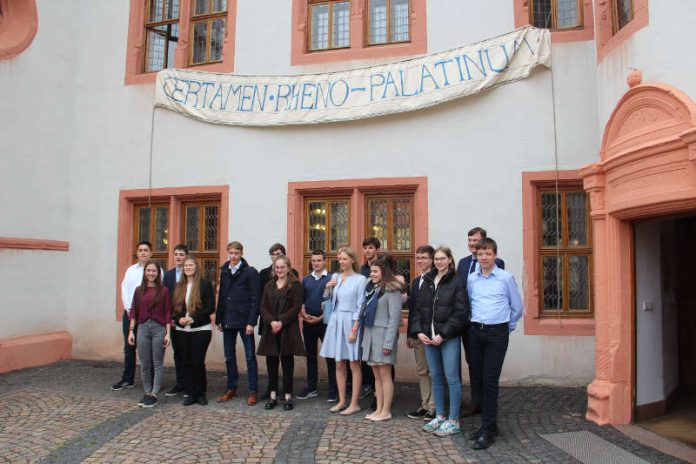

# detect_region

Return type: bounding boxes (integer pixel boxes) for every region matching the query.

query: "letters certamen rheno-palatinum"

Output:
[154,26,551,127]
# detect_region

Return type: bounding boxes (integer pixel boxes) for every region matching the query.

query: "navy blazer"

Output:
[456,254,505,277]
[163,267,180,302]
[406,274,424,338]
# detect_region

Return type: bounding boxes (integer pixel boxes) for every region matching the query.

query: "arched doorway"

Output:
[581,82,696,426]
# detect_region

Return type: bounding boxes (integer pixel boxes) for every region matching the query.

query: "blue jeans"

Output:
[222,328,258,393]
[121,314,136,383]
[425,336,462,421]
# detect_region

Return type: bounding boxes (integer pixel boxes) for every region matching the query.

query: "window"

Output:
[308,0,351,51]
[365,195,413,284]
[144,0,180,72]
[367,0,410,45]
[125,0,237,85]
[190,0,227,65]
[612,0,633,33]
[291,0,426,65]
[182,201,221,283]
[134,203,170,270]
[537,187,592,315]
[304,197,351,272]
[116,186,229,316]
[529,0,582,30]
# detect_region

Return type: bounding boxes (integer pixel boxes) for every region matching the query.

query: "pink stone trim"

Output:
[0,332,72,373]
[0,0,38,60]
[595,0,648,62]
[0,237,69,251]
[513,0,594,43]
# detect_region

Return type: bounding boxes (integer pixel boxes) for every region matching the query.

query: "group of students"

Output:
[111,227,522,450]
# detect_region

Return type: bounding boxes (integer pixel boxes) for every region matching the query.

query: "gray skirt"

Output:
[361,325,397,365]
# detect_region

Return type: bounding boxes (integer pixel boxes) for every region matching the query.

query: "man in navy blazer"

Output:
[456,227,504,417]
[162,244,188,397]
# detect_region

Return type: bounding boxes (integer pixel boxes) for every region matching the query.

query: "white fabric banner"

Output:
[154,26,551,126]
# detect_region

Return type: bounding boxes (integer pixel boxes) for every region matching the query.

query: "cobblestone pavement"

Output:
[0,361,688,463]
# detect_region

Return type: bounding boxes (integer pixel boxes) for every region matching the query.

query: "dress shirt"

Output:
[467,265,523,331]
[121,263,145,312]
[229,261,242,274]
[176,267,182,282]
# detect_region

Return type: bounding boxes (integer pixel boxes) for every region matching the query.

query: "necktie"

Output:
[469,256,477,274]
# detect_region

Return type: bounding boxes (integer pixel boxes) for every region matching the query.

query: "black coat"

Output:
[257,279,305,357]
[410,268,469,339]
[172,279,215,329]
[215,258,261,329]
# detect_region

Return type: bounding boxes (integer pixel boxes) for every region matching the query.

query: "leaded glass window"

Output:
[304,197,351,273]
[538,187,592,315]
[529,0,582,30]
[144,0,180,72]
[183,201,221,283]
[134,204,170,270]
[613,0,633,33]
[190,0,227,65]
[309,0,351,51]
[367,0,410,45]
[366,194,414,286]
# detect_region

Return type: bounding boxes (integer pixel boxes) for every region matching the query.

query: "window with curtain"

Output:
[529,0,582,30]
[144,0,180,72]
[308,0,351,51]
[182,201,221,284]
[538,187,593,315]
[367,0,410,45]
[190,0,227,65]
[134,204,170,270]
[304,197,351,273]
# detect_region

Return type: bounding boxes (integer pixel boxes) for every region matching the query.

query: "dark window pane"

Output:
[330,201,349,251]
[541,192,561,247]
[392,198,411,251]
[532,0,552,28]
[212,0,226,13]
[210,18,225,61]
[149,0,164,22]
[186,206,200,251]
[154,207,169,252]
[192,21,208,64]
[542,256,563,310]
[204,205,218,251]
[567,192,587,246]
[138,208,151,243]
[194,0,209,15]
[308,201,327,252]
[395,259,411,286]
[368,199,389,250]
[166,0,180,19]
[568,255,590,310]
[203,258,218,284]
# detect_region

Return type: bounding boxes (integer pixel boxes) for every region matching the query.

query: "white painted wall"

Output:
[0,0,614,384]
[634,219,665,406]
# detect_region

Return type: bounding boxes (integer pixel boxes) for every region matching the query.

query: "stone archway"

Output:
[581,81,696,425]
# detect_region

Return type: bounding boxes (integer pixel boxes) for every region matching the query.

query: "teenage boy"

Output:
[405,245,436,421]
[259,243,298,290]
[215,241,261,406]
[163,244,188,397]
[466,238,523,450]
[112,240,152,390]
[456,227,505,417]
[297,250,338,402]
[359,237,381,399]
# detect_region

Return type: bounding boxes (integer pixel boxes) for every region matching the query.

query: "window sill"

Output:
[291,40,427,66]
[524,315,595,336]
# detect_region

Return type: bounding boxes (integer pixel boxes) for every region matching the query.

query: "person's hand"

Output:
[348,332,357,344]
[299,309,309,321]
[383,348,392,356]
[406,338,414,349]
[325,275,338,289]
[306,315,320,325]
[270,321,282,334]
[245,324,254,335]
[179,317,188,326]
[127,332,135,346]
[431,335,443,346]
[163,334,170,347]
[417,333,431,345]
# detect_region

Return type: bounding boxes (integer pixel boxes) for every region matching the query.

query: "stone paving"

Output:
[0,361,688,463]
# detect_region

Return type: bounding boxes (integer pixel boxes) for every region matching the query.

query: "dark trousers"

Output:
[222,328,258,393]
[266,355,295,395]
[121,314,136,383]
[173,329,212,399]
[170,329,186,388]
[461,325,479,405]
[468,324,509,432]
[302,322,337,393]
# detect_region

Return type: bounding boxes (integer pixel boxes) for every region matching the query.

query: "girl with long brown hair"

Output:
[127,260,171,408]
[171,256,215,406]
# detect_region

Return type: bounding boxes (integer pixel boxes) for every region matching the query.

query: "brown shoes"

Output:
[247,393,257,406]
[216,390,237,402]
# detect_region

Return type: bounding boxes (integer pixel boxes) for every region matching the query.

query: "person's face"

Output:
[476,247,497,273]
[468,232,483,254]
[369,265,383,284]
[363,244,378,261]
[173,249,187,267]
[310,254,326,272]
[228,247,242,265]
[338,251,353,272]
[433,251,451,273]
[145,263,159,283]
[137,245,152,264]
[270,249,284,263]
[274,260,289,278]
[415,252,433,273]
[183,259,196,276]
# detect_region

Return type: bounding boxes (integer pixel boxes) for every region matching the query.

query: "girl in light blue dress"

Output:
[320,246,367,415]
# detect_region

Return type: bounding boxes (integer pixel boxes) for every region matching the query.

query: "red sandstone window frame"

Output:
[594,0,647,62]
[522,171,595,336]
[116,185,229,319]
[291,0,426,66]
[125,0,237,85]
[513,0,594,43]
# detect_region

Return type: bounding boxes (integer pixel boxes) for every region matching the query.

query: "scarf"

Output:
[362,285,381,327]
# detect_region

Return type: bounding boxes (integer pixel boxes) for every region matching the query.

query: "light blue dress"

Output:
[320,273,367,362]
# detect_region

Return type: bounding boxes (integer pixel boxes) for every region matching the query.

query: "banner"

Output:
[154,26,550,126]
